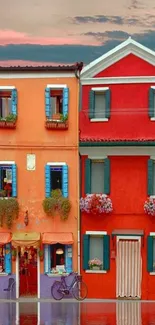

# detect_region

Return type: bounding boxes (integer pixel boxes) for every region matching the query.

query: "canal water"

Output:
[1,300,155,324]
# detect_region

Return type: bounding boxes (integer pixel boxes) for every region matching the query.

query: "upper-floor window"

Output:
[85,158,110,195]
[0,92,12,118]
[45,163,68,198]
[45,85,69,120]
[89,87,110,121]
[148,158,155,196]
[149,87,155,119]
[51,90,63,116]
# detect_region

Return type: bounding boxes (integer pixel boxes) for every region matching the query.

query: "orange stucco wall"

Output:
[0,75,79,272]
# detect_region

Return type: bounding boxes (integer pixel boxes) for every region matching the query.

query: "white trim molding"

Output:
[117,235,141,241]
[0,72,74,79]
[81,38,155,78]
[47,84,67,89]
[150,232,155,236]
[90,118,108,122]
[86,231,107,235]
[0,161,15,165]
[85,270,107,274]
[80,147,155,157]
[0,86,15,90]
[47,162,66,166]
[91,87,109,91]
[81,76,155,85]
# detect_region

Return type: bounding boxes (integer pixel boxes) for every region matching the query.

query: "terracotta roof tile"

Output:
[0,62,83,72]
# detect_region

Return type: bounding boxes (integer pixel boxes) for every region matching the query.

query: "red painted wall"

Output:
[81,155,155,299]
[80,55,155,140]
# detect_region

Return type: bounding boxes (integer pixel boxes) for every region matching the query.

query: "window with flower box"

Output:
[45,163,68,198]
[85,158,110,194]
[0,88,17,127]
[0,162,17,198]
[83,232,110,272]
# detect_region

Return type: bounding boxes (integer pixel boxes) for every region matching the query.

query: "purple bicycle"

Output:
[51,272,88,301]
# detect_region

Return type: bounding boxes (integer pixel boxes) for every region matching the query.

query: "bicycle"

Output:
[51,272,88,301]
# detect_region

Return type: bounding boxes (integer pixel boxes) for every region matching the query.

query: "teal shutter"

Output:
[12,164,17,197]
[89,90,95,119]
[105,89,110,119]
[63,87,69,116]
[11,89,17,115]
[85,158,91,194]
[44,244,51,274]
[104,158,110,194]
[83,234,90,270]
[147,235,153,272]
[65,245,72,273]
[45,165,51,197]
[45,88,51,118]
[148,159,153,196]
[5,243,12,274]
[62,165,68,197]
[103,235,110,271]
[149,88,154,118]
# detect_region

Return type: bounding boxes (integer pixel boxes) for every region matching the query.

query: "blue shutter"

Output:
[45,165,51,197]
[104,158,110,194]
[89,90,95,119]
[44,244,51,274]
[65,245,72,273]
[85,158,91,194]
[149,88,154,118]
[5,243,12,274]
[148,159,153,196]
[12,164,17,197]
[45,88,51,118]
[62,165,68,198]
[11,89,17,115]
[147,235,153,272]
[62,87,69,116]
[105,89,110,119]
[83,234,90,270]
[103,235,110,271]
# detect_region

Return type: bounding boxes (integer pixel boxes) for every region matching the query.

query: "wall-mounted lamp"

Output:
[24,210,29,226]
[56,248,64,255]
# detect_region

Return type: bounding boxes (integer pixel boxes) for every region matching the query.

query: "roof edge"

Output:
[0,62,83,72]
[80,141,155,147]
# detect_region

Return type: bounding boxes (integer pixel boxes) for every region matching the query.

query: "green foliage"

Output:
[0,190,6,197]
[42,189,71,220]
[5,113,17,122]
[39,250,43,257]
[12,249,16,257]
[60,114,68,122]
[0,198,19,228]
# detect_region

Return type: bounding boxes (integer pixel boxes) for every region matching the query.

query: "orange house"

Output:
[0,63,82,299]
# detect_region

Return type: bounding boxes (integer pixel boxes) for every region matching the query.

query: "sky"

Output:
[0,0,155,65]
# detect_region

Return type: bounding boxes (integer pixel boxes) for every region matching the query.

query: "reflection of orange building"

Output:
[0,63,82,298]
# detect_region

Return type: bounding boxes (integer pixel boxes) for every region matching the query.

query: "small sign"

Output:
[111,250,115,259]
[27,154,36,171]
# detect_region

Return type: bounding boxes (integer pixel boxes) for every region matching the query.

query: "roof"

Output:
[81,37,155,78]
[0,62,83,72]
[80,138,155,146]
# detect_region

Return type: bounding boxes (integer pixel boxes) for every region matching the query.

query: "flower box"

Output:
[144,197,155,216]
[0,121,16,129]
[45,120,68,130]
[80,193,113,215]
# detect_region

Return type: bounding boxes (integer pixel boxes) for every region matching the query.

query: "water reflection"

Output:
[1,300,155,324]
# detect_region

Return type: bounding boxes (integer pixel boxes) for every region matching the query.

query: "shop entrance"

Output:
[19,247,37,297]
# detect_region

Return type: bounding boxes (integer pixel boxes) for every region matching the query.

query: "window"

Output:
[45,163,68,198]
[89,88,110,120]
[44,244,72,274]
[0,163,17,198]
[149,87,155,119]
[45,86,69,120]
[0,243,11,274]
[147,159,155,196]
[85,158,110,195]
[147,235,155,273]
[83,233,110,271]
[0,92,12,118]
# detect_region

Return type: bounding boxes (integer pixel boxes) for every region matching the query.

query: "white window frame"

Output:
[85,230,108,274]
[90,87,109,122]
[149,232,155,275]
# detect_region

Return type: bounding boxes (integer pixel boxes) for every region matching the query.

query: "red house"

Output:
[79,37,155,300]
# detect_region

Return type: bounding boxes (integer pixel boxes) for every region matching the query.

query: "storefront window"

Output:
[44,244,72,275]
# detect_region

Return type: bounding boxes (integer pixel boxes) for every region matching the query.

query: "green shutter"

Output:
[85,158,91,194]
[88,90,95,119]
[147,235,153,272]
[83,234,90,270]
[149,88,154,118]
[105,89,111,119]
[148,159,153,196]
[103,235,110,271]
[104,158,110,194]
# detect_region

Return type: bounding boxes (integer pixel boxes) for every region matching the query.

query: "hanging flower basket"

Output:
[80,193,113,215]
[144,197,155,216]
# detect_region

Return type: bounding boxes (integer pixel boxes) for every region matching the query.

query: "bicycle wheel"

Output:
[72,280,88,301]
[51,281,64,300]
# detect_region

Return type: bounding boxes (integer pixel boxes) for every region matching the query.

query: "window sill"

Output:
[0,121,16,129]
[0,273,8,276]
[45,120,68,130]
[46,273,69,277]
[85,270,107,274]
[150,195,155,199]
[150,272,155,275]
[150,118,155,121]
[90,118,108,122]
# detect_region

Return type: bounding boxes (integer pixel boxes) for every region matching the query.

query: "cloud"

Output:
[84,31,129,42]
[73,15,139,25]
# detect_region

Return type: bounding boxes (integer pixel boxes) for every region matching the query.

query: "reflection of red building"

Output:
[80,38,155,299]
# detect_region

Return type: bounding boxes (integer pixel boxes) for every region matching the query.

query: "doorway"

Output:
[19,247,37,297]
[116,237,142,299]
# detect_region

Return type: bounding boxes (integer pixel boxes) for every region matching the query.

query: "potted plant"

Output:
[42,189,71,220]
[88,258,102,270]
[5,113,17,127]
[12,249,16,261]
[0,198,19,228]
[80,194,113,215]
[144,197,155,216]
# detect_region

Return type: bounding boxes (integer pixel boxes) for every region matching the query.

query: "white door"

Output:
[116,238,142,298]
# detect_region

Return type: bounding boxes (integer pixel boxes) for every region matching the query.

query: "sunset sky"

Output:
[0,0,155,65]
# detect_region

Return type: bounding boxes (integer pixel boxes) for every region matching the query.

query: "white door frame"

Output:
[16,247,40,299]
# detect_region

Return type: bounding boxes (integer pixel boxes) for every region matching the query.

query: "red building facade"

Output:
[79,38,155,299]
